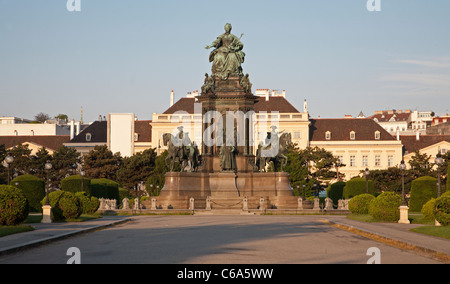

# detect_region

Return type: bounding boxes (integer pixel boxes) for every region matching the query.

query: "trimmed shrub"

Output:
[434,196,450,226]
[0,185,29,225]
[343,178,375,199]
[369,192,402,222]
[61,175,91,195]
[446,165,449,194]
[41,191,82,221]
[119,187,131,201]
[327,182,346,207]
[75,192,100,215]
[421,198,436,221]
[11,174,45,213]
[348,194,375,215]
[90,179,120,202]
[410,176,437,212]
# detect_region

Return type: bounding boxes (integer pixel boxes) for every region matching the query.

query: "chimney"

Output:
[416,131,420,141]
[70,120,75,140]
[75,121,81,136]
[303,99,308,113]
[396,130,400,141]
[265,90,269,101]
[170,90,174,107]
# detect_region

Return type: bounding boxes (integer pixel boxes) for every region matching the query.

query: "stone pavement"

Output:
[0,216,131,256]
[0,214,448,262]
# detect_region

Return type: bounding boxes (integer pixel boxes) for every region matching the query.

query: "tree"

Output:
[146,150,169,195]
[34,112,51,123]
[408,151,432,178]
[30,147,52,179]
[8,143,32,176]
[83,145,121,180]
[54,114,69,123]
[116,149,157,190]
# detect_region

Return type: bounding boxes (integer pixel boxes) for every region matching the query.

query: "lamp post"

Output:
[80,168,85,193]
[4,153,14,185]
[44,161,53,205]
[398,159,410,224]
[435,151,444,198]
[399,160,407,206]
[364,168,370,194]
[42,160,53,224]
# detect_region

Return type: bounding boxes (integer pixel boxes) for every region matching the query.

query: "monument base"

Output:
[147,172,299,210]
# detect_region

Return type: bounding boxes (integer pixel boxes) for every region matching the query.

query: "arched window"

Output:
[86,133,92,142]
[350,131,356,140]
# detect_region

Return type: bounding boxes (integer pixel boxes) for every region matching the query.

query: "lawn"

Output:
[346,214,450,239]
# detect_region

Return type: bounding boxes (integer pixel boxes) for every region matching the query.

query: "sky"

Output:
[1,0,450,123]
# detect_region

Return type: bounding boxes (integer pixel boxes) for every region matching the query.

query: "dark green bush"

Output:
[41,191,82,221]
[348,194,375,215]
[11,174,45,213]
[61,175,91,195]
[0,185,29,225]
[90,179,120,202]
[434,196,450,226]
[75,192,100,214]
[327,182,346,207]
[410,176,437,212]
[369,192,402,222]
[343,177,375,199]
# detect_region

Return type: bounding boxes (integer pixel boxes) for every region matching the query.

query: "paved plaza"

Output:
[0,215,448,264]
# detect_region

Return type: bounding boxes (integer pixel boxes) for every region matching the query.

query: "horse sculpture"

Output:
[162,133,201,172]
[257,132,292,172]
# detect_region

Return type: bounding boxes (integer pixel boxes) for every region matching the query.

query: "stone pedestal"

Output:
[41,205,52,224]
[398,205,410,224]
[153,171,298,210]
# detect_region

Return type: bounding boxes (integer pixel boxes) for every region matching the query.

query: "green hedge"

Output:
[0,185,29,225]
[75,192,100,215]
[343,178,375,199]
[369,192,402,222]
[11,174,45,213]
[61,175,91,195]
[434,196,450,226]
[90,179,120,202]
[41,191,82,221]
[410,176,437,212]
[327,182,346,206]
[348,194,375,215]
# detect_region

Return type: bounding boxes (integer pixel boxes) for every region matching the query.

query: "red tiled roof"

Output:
[309,118,396,141]
[400,135,450,154]
[134,120,152,142]
[368,112,411,122]
[0,136,70,151]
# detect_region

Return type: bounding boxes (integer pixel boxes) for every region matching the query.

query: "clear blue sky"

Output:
[1,0,449,123]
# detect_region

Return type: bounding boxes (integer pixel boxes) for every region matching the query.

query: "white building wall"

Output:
[108,113,135,157]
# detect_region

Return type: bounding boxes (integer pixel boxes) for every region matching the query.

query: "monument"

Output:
[153,24,298,210]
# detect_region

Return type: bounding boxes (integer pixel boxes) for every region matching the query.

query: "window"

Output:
[337,155,344,165]
[375,155,381,167]
[350,155,356,167]
[294,132,301,139]
[325,131,331,140]
[388,155,394,167]
[85,133,92,142]
[375,131,380,140]
[362,155,368,167]
[350,131,356,140]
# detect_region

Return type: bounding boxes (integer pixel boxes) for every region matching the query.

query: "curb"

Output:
[0,218,132,257]
[320,219,450,264]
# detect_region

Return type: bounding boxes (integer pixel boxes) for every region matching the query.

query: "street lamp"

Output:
[399,160,407,206]
[435,151,444,198]
[80,168,85,193]
[44,161,53,205]
[4,153,14,185]
[364,168,370,194]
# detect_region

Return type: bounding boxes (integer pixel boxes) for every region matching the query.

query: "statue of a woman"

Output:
[205,23,245,80]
